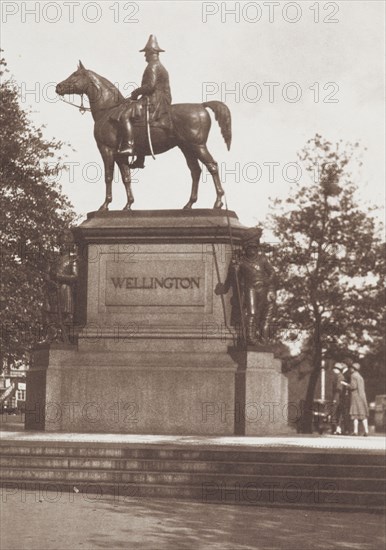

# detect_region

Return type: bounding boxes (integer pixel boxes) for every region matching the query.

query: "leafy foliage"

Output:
[269,135,385,429]
[0,54,76,370]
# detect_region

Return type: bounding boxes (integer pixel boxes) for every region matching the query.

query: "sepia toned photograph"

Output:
[1,1,385,549]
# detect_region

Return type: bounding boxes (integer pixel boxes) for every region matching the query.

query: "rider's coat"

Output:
[135,59,172,127]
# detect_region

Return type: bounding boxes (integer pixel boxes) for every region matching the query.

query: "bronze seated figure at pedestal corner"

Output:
[55,35,232,212]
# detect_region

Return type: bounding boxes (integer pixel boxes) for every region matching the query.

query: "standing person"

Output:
[118,34,172,166]
[237,228,277,344]
[215,227,277,345]
[45,231,78,344]
[347,362,369,436]
[340,364,351,435]
[331,363,345,435]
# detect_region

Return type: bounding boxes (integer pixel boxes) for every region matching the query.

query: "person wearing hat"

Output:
[343,362,369,436]
[331,363,346,435]
[56,231,78,324]
[118,35,172,162]
[340,364,351,434]
[42,230,78,344]
[216,227,277,345]
[241,228,278,344]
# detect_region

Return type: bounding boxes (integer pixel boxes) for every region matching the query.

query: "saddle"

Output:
[110,99,172,131]
[109,99,143,123]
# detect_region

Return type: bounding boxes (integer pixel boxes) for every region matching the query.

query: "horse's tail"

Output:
[203,101,232,150]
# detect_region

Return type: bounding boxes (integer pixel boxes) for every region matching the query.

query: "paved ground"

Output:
[1,489,385,550]
[1,422,384,453]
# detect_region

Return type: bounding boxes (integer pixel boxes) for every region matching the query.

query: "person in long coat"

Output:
[348,363,369,436]
[340,364,351,434]
[331,363,346,434]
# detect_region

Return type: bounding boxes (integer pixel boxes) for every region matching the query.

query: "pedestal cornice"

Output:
[73,209,247,244]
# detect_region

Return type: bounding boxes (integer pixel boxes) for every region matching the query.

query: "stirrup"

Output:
[118,142,134,155]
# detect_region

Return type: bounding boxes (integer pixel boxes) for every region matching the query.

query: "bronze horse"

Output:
[56,62,231,211]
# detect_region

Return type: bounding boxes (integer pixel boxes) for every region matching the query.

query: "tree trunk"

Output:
[302,319,323,433]
[302,364,321,433]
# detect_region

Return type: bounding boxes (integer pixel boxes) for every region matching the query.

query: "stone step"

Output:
[0,455,383,479]
[1,442,384,511]
[1,479,385,511]
[1,444,384,466]
[1,466,384,493]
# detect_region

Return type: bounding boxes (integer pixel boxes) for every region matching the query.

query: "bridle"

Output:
[58,94,90,114]
[58,93,131,115]
[57,89,155,161]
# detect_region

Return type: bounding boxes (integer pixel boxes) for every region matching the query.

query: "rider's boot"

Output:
[118,118,135,155]
[130,156,145,169]
[118,140,135,155]
[119,143,134,155]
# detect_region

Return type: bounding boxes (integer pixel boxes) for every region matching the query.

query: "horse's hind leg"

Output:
[179,146,202,209]
[191,144,224,209]
[116,157,134,210]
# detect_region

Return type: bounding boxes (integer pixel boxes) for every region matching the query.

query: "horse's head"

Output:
[56,61,90,96]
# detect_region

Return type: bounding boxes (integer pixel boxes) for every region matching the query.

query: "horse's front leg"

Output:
[98,147,114,211]
[116,157,134,210]
[98,178,112,211]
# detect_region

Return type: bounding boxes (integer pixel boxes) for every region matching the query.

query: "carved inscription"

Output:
[111,277,201,290]
[105,260,206,307]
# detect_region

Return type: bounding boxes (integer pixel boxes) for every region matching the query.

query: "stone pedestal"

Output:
[26,209,291,435]
[233,348,290,435]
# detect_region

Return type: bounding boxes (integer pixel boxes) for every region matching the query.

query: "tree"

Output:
[269,134,384,432]
[0,53,76,371]
[361,240,386,391]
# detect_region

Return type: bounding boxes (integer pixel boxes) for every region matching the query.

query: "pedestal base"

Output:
[26,345,291,436]
[234,349,291,436]
[26,342,238,435]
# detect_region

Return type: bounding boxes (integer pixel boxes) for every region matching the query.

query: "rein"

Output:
[58,94,132,115]
[59,94,90,114]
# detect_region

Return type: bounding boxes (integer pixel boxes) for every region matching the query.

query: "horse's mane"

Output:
[87,70,125,102]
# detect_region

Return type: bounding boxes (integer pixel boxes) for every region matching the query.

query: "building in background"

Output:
[0,365,27,413]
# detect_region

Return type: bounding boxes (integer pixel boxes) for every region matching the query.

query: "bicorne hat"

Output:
[140,35,165,53]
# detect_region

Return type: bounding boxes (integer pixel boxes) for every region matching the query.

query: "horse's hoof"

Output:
[122,203,133,211]
[183,203,193,210]
[98,203,109,212]
[213,200,224,209]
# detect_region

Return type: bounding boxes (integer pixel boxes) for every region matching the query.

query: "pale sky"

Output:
[2,0,385,228]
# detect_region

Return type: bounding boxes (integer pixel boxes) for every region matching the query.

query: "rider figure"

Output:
[118,35,172,168]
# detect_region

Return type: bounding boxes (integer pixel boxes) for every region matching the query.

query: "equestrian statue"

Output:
[55,35,232,211]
